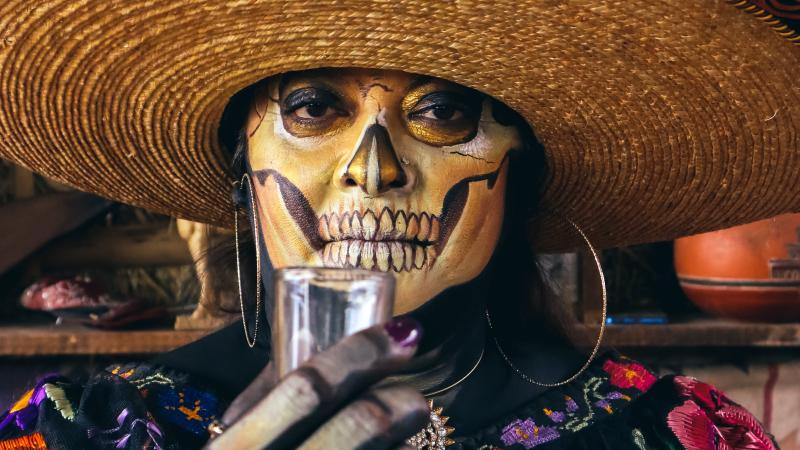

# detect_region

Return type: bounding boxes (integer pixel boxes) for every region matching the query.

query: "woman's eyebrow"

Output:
[277,69,337,96]
[277,74,347,103]
[407,75,434,91]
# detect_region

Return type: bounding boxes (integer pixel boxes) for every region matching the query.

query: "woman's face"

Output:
[246,68,522,313]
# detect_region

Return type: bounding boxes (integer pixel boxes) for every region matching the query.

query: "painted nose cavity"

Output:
[341,124,408,195]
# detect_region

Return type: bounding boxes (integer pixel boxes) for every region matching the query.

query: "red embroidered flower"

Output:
[602,359,657,392]
[667,376,777,450]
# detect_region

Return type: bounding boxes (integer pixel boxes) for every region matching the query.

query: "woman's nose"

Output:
[340,124,408,195]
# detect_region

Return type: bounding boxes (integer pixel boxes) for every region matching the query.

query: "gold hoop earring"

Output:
[234,173,263,349]
[485,215,607,387]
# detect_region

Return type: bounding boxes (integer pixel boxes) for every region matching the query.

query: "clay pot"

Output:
[674,213,800,322]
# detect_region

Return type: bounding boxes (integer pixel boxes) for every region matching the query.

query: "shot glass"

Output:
[272,267,395,377]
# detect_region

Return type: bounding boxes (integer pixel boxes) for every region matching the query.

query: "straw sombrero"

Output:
[1,0,799,252]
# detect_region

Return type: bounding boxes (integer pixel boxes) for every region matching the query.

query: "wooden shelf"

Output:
[40,224,193,269]
[0,325,208,357]
[2,319,799,357]
[587,320,800,347]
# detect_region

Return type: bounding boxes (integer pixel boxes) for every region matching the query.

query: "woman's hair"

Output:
[209,76,584,348]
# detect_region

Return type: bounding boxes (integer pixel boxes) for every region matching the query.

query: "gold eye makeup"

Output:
[280,86,352,138]
[402,86,483,147]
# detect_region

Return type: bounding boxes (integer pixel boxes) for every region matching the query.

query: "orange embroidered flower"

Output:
[602,359,657,392]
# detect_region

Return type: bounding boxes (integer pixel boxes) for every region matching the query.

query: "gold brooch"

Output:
[406,399,455,449]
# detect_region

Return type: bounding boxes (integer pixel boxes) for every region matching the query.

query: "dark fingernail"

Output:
[384,316,422,348]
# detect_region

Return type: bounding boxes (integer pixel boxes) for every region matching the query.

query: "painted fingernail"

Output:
[384,316,422,348]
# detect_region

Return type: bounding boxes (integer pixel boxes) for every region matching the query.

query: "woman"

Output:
[1,1,799,449]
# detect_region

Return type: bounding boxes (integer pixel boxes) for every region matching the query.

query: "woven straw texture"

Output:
[1,0,799,251]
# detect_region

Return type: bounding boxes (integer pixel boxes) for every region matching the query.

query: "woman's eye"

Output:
[293,102,335,119]
[418,105,464,121]
[403,90,481,146]
[280,87,351,138]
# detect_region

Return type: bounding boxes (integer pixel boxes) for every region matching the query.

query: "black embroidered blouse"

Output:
[0,322,780,450]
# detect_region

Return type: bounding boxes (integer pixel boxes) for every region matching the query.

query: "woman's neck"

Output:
[385,266,492,395]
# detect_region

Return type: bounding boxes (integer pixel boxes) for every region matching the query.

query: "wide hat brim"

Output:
[1,0,799,252]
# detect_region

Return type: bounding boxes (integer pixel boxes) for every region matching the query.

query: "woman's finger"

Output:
[297,385,428,450]
[206,317,422,450]
[221,361,278,425]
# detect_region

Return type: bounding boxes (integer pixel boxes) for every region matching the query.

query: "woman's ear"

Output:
[231,179,250,211]
[230,126,254,211]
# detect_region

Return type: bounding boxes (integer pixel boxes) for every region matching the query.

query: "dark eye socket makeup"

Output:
[407,91,482,122]
[281,87,347,117]
[275,74,484,143]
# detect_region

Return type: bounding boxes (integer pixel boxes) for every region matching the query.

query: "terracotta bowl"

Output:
[674,213,800,323]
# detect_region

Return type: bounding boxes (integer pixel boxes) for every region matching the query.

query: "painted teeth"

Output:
[350,211,361,238]
[328,212,340,240]
[417,212,430,242]
[390,242,404,272]
[340,212,352,236]
[318,208,440,243]
[407,214,419,238]
[321,240,437,272]
[348,240,362,267]
[318,216,331,241]
[429,217,440,242]
[377,208,394,240]
[414,245,425,269]
[403,243,413,271]
[376,242,390,272]
[362,242,375,270]
[362,211,377,240]
[318,208,442,272]
[394,211,407,236]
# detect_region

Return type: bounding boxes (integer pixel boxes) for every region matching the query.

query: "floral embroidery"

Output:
[110,365,175,391]
[42,384,75,422]
[666,376,777,450]
[631,428,650,450]
[106,364,222,437]
[494,355,658,448]
[602,359,657,392]
[0,375,65,433]
[87,408,164,450]
[501,418,559,449]
[157,386,219,435]
[110,366,136,379]
[0,432,47,449]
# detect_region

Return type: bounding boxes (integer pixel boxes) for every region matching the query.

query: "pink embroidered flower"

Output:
[667,376,777,450]
[602,359,657,392]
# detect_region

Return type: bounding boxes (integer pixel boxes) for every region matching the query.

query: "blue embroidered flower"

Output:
[157,386,219,435]
[500,418,560,449]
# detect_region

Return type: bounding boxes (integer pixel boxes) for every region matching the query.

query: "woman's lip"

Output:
[318,208,440,244]
[320,236,435,244]
[321,240,437,272]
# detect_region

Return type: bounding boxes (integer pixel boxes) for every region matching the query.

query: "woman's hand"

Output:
[204,317,427,450]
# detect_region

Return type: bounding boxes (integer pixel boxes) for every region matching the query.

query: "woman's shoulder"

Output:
[0,362,224,449]
[458,352,780,450]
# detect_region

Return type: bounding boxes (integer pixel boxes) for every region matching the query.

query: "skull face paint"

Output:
[247,68,522,313]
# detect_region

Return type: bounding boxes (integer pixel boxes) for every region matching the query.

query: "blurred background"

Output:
[0,159,798,448]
